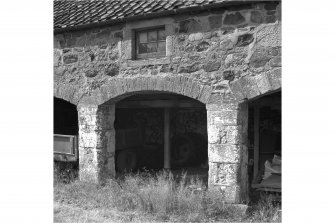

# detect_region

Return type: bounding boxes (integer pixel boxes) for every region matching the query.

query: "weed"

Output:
[54,171,281,222]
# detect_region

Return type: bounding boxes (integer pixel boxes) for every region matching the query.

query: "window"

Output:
[135,27,166,59]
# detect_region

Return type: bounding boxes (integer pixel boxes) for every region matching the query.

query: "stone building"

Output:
[54,0,281,204]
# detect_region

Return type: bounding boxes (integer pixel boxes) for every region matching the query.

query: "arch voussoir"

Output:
[79,75,215,106]
[229,68,281,101]
[54,84,79,105]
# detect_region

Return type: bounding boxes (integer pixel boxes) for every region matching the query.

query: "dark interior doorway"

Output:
[247,91,281,200]
[54,97,79,182]
[114,93,208,181]
[54,97,78,135]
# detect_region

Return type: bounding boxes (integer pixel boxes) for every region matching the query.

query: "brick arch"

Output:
[78,76,215,106]
[229,68,281,101]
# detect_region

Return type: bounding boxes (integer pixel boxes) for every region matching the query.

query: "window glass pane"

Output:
[158,30,166,41]
[138,43,147,54]
[147,43,157,53]
[158,41,166,53]
[139,32,147,43]
[148,31,157,42]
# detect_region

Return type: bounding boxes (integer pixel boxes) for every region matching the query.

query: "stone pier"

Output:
[207,101,248,203]
[77,104,116,183]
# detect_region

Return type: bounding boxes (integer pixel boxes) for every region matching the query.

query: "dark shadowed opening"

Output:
[247,91,281,201]
[54,97,78,135]
[114,92,208,181]
[54,97,79,182]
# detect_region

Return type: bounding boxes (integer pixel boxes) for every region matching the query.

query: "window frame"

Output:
[135,26,166,60]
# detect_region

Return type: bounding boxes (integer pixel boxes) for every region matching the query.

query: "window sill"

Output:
[126,57,171,67]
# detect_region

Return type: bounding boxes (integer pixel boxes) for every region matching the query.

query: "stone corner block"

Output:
[238,76,261,100]
[255,72,272,94]
[208,125,242,145]
[267,68,281,90]
[207,110,239,126]
[229,80,246,101]
[209,162,240,186]
[220,184,241,204]
[208,144,241,163]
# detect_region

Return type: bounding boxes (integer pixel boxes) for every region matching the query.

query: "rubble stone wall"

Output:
[54,1,281,203]
[54,1,281,105]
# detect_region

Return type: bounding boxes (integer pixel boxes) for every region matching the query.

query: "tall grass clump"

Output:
[248,194,282,222]
[54,170,281,222]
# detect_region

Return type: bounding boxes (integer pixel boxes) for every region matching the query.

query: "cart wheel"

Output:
[116,150,137,172]
[171,135,195,166]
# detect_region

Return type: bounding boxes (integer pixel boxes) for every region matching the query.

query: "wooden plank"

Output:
[164,108,171,169]
[249,96,281,108]
[54,134,76,155]
[253,105,260,181]
[256,187,281,193]
[54,153,77,162]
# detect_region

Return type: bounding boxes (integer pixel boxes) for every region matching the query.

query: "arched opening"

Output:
[54,97,79,182]
[54,97,78,135]
[247,91,281,198]
[112,92,208,181]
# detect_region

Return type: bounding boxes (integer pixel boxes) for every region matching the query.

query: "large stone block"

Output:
[235,33,254,47]
[203,60,221,72]
[208,15,222,29]
[229,80,246,101]
[198,85,213,104]
[237,76,261,99]
[207,125,242,145]
[207,110,239,126]
[79,167,99,183]
[224,53,247,69]
[178,19,202,33]
[223,12,245,25]
[249,48,272,68]
[264,2,279,10]
[254,72,272,94]
[250,11,263,23]
[267,68,281,90]
[78,107,98,126]
[209,162,240,185]
[256,23,281,47]
[208,144,241,163]
[206,97,239,111]
[188,32,203,41]
[78,104,115,131]
[269,56,281,67]
[79,131,99,148]
[63,54,78,64]
[219,184,241,204]
[79,150,99,183]
[190,81,203,99]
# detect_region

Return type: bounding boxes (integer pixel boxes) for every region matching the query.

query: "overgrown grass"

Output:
[54,170,281,222]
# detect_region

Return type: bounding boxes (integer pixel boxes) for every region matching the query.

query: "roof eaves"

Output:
[54,1,277,34]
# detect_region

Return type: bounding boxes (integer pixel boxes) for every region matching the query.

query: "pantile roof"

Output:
[54,0,255,30]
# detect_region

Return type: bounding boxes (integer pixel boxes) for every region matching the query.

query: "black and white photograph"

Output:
[53,1,282,222]
[1,0,335,222]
